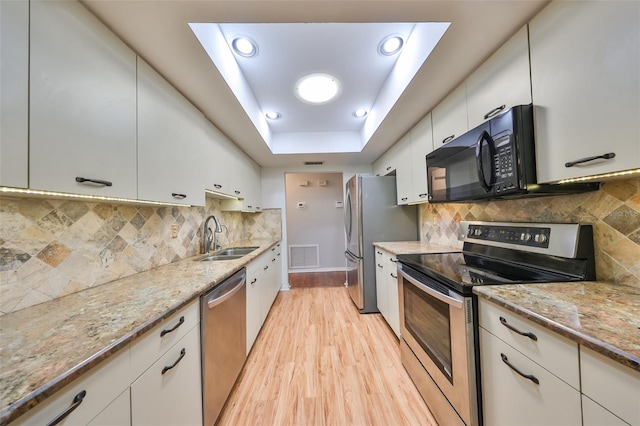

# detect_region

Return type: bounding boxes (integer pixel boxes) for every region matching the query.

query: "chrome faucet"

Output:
[202,215,223,254]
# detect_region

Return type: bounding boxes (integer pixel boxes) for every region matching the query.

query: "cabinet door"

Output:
[246,264,262,353]
[466,26,532,129]
[88,388,131,426]
[137,58,206,206]
[203,120,231,196]
[29,0,137,198]
[0,0,28,188]
[582,395,628,426]
[386,254,400,338]
[376,142,401,177]
[375,249,388,320]
[530,1,640,182]
[480,328,582,426]
[432,83,468,147]
[131,326,202,426]
[395,135,413,205]
[409,113,434,203]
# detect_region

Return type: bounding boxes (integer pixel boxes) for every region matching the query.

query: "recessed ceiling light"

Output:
[294,73,342,105]
[353,109,368,118]
[265,111,282,120]
[378,35,404,56]
[231,36,258,57]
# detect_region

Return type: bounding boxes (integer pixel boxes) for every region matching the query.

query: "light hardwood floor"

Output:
[217,287,438,426]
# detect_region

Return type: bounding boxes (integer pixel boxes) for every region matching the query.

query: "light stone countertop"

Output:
[0,238,280,425]
[372,240,461,255]
[474,282,640,372]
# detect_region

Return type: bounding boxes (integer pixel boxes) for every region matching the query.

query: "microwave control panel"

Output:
[493,136,519,194]
[467,224,551,249]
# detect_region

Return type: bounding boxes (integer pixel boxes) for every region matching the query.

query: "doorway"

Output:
[284,172,345,288]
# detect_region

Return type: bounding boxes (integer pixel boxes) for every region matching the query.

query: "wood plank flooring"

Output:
[217,287,438,426]
[288,271,346,289]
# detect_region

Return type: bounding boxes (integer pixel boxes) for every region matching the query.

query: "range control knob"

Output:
[520,233,532,242]
[473,228,482,236]
[534,233,548,244]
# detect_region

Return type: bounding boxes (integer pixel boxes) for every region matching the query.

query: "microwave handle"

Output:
[475,130,496,193]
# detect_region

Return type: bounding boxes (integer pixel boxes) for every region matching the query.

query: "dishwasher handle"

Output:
[206,268,246,309]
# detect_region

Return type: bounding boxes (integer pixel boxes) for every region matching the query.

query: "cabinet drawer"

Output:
[479,328,582,426]
[130,300,199,378]
[87,388,131,426]
[13,346,131,425]
[581,346,640,425]
[478,299,579,389]
[582,395,628,426]
[130,326,202,426]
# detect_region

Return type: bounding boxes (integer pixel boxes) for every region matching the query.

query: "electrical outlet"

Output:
[171,224,178,238]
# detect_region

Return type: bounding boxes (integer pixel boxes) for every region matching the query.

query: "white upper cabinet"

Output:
[409,113,434,203]
[373,140,401,177]
[202,120,231,196]
[530,0,640,183]
[395,134,413,205]
[29,0,137,198]
[137,58,206,206]
[432,83,468,147]
[0,0,29,189]
[466,26,532,129]
[222,143,262,212]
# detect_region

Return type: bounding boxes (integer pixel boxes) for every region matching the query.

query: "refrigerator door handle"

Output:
[345,250,362,261]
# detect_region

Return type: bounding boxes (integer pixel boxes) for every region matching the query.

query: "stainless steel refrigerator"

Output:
[344,175,418,313]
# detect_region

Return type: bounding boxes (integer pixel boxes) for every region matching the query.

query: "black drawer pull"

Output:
[213,184,222,189]
[160,316,185,337]
[272,258,276,262]
[264,265,269,270]
[377,250,382,255]
[171,193,187,199]
[483,104,506,120]
[501,353,539,385]
[442,135,455,144]
[390,273,397,279]
[378,263,384,268]
[162,348,186,375]
[46,390,86,426]
[234,190,241,195]
[390,258,397,263]
[247,205,253,209]
[499,316,537,341]
[386,166,392,171]
[565,152,615,168]
[401,197,408,201]
[251,278,257,284]
[418,193,427,198]
[75,177,112,187]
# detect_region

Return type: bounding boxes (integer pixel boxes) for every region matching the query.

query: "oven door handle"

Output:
[399,269,463,309]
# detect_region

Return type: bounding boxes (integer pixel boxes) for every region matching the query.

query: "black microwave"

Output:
[426,104,599,202]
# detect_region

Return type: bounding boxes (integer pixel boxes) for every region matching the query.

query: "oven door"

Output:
[398,263,478,426]
[427,121,495,203]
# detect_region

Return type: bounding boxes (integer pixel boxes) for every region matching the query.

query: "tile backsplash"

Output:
[0,196,282,314]
[419,178,640,288]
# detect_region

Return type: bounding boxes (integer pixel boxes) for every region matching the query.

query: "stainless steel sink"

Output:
[197,246,258,261]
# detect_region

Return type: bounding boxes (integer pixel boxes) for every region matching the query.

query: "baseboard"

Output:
[288,267,347,274]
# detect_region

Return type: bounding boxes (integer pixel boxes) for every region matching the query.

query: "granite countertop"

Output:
[373,241,461,255]
[0,238,280,425]
[474,281,640,372]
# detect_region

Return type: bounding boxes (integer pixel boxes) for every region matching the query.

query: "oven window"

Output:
[403,278,453,383]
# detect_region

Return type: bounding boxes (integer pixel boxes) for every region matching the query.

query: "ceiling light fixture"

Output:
[231,36,258,57]
[378,35,404,56]
[294,73,342,105]
[353,109,368,118]
[265,111,282,120]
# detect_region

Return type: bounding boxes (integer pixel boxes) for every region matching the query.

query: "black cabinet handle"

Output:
[234,190,241,195]
[401,197,408,201]
[377,250,382,255]
[442,135,455,144]
[272,258,276,262]
[418,193,427,198]
[256,207,261,210]
[483,104,506,120]
[213,184,222,189]
[386,166,392,171]
[264,265,269,270]
[160,316,185,337]
[172,193,187,199]
[46,390,86,426]
[162,348,186,375]
[565,152,615,168]
[378,263,384,268]
[75,177,112,187]
[501,353,539,385]
[251,278,257,284]
[390,273,397,279]
[277,253,281,257]
[499,316,537,341]
[390,258,397,263]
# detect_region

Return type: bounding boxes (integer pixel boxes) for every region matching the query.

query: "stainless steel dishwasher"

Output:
[200,268,246,426]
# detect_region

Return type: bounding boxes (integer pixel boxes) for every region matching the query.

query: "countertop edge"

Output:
[0,239,281,425]
[474,290,640,372]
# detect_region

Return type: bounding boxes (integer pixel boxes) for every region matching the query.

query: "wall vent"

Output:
[289,244,320,268]
[303,161,324,165]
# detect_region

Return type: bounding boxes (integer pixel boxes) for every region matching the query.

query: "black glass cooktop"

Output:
[397,252,579,295]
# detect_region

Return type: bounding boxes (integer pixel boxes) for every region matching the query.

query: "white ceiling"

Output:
[81,0,549,169]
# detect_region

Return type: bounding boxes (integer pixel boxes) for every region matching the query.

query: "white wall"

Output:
[262,164,372,288]
[285,172,344,270]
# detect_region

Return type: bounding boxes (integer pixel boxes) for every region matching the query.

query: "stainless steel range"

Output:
[397,221,595,426]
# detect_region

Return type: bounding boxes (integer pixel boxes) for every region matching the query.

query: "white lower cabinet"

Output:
[479,327,582,426]
[374,248,400,338]
[375,250,388,321]
[130,326,202,426]
[582,395,628,426]
[88,389,131,426]
[246,258,264,354]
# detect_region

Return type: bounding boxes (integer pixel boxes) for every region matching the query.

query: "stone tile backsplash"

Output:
[0,196,282,315]
[419,178,640,288]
